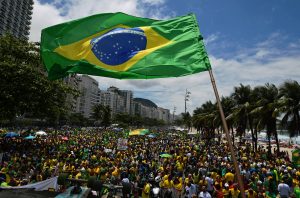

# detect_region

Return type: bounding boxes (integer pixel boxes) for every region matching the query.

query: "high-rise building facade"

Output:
[132,99,171,124]
[119,90,133,114]
[63,75,80,113]
[66,75,171,121]
[157,107,171,123]
[0,0,34,40]
[99,86,131,116]
[76,75,100,118]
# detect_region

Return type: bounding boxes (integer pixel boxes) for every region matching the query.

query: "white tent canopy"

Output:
[35,130,47,136]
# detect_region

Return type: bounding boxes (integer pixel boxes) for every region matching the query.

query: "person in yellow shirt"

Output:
[199,177,208,190]
[162,175,172,189]
[211,171,218,181]
[173,177,183,198]
[245,188,257,198]
[222,183,230,197]
[93,165,100,175]
[142,181,151,198]
[75,170,82,179]
[176,161,184,173]
[192,172,200,184]
[112,166,120,177]
[229,184,240,198]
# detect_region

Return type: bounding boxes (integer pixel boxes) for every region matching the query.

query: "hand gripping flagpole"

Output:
[208,68,246,198]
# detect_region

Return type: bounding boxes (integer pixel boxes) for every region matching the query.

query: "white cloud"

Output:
[30,0,170,41]
[204,33,219,45]
[141,0,165,6]
[30,0,64,41]
[61,0,142,20]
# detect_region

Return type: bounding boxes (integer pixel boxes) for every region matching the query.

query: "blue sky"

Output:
[31,0,300,114]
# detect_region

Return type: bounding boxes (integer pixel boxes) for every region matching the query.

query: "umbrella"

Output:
[36,131,47,136]
[5,132,19,138]
[24,135,35,140]
[159,153,172,158]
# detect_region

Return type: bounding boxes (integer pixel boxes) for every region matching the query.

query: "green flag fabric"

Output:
[292,149,300,167]
[41,12,211,80]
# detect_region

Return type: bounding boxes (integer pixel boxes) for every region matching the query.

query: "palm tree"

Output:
[182,112,192,131]
[92,104,111,128]
[251,84,280,155]
[278,80,300,137]
[231,84,252,142]
[220,96,236,144]
[193,101,217,141]
[248,87,265,152]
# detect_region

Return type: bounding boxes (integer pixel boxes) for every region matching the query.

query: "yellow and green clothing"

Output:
[142,183,151,198]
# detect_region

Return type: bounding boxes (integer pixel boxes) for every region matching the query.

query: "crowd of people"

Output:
[0,128,300,198]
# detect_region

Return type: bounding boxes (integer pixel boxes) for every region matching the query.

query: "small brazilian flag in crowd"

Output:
[129,128,149,136]
[292,149,300,167]
[41,12,211,80]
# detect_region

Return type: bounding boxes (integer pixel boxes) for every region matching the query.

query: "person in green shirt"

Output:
[294,185,300,198]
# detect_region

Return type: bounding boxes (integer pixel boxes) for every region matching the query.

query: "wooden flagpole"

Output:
[208,69,246,197]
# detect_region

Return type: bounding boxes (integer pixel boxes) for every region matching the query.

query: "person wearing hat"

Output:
[222,183,230,198]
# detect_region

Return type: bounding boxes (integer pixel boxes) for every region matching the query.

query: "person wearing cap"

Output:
[122,177,132,198]
[222,183,230,197]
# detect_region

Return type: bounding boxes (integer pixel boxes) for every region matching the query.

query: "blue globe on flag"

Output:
[91,27,147,66]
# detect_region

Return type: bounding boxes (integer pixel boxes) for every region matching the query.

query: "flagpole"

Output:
[208,68,246,197]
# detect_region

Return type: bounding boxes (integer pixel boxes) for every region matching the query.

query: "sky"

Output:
[30,0,300,114]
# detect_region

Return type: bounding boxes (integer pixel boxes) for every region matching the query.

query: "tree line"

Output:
[0,34,78,126]
[185,81,300,155]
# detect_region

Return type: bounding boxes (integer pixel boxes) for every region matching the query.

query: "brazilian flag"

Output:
[41,12,211,80]
[292,149,300,167]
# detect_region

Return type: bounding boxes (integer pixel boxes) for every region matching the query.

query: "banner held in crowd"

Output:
[117,138,128,150]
